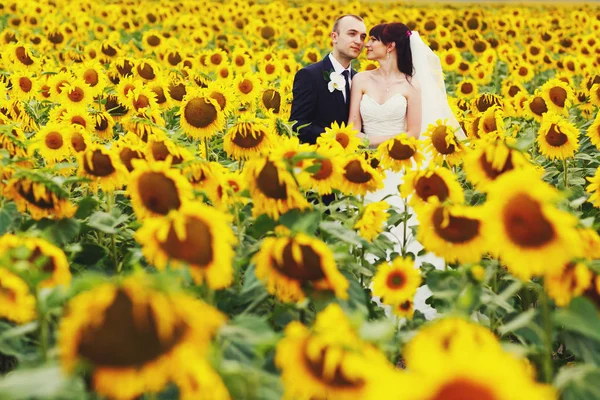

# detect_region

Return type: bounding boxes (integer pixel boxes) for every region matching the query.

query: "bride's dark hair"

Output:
[369,22,413,79]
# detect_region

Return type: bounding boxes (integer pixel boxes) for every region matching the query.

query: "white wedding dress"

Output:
[360,93,445,321]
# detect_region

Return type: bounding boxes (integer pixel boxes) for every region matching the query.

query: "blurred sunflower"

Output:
[586,166,600,209]
[463,139,531,191]
[302,146,344,196]
[77,145,128,193]
[3,174,75,220]
[471,93,503,114]
[203,168,247,210]
[59,107,95,132]
[338,155,384,196]
[233,72,262,104]
[223,118,272,160]
[591,83,600,106]
[206,81,236,115]
[485,169,582,280]
[401,166,464,207]
[5,43,39,71]
[0,268,35,324]
[316,122,363,154]
[537,112,580,160]
[128,160,193,219]
[245,155,311,219]
[275,304,396,400]
[439,48,461,72]
[254,232,348,303]
[540,78,574,115]
[477,105,506,141]
[147,135,192,166]
[179,88,225,140]
[372,256,421,306]
[47,70,74,101]
[113,135,146,172]
[60,78,95,107]
[59,277,227,400]
[393,299,414,319]
[524,92,549,122]
[74,60,107,96]
[376,134,425,172]
[10,68,38,101]
[422,120,465,166]
[416,201,487,264]
[135,59,161,83]
[545,262,592,307]
[92,111,115,140]
[31,122,72,164]
[587,113,600,150]
[136,203,236,288]
[456,78,478,99]
[69,125,91,155]
[354,201,389,242]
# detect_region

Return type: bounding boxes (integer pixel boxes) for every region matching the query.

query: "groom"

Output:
[290,15,367,144]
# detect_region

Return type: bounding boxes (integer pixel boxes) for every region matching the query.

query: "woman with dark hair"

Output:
[350,23,464,320]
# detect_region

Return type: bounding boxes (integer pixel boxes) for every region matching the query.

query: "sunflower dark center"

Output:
[508,86,521,97]
[261,26,275,40]
[344,160,372,184]
[28,247,55,273]
[133,95,150,111]
[431,378,497,400]
[461,82,473,94]
[167,52,182,66]
[184,98,217,129]
[335,133,351,148]
[474,95,501,113]
[138,172,181,215]
[473,41,486,53]
[231,125,265,149]
[168,83,186,101]
[549,87,567,108]
[312,159,333,180]
[137,63,156,80]
[262,89,281,113]
[503,194,555,248]
[15,46,33,65]
[424,21,436,31]
[479,152,514,180]
[482,114,497,133]
[105,95,128,116]
[84,149,116,177]
[275,242,326,281]
[19,77,32,92]
[210,92,227,111]
[386,271,406,289]
[41,85,51,98]
[415,174,450,202]
[102,44,117,57]
[529,97,548,116]
[45,131,63,150]
[77,290,187,367]
[159,216,214,266]
[151,142,183,165]
[16,181,55,209]
[265,64,276,74]
[116,60,134,76]
[432,207,480,243]
[95,116,109,131]
[48,31,64,44]
[83,69,99,86]
[68,87,84,102]
[239,79,253,95]
[399,300,411,311]
[256,160,288,199]
[151,87,167,104]
[466,18,479,29]
[210,54,222,65]
[545,124,568,147]
[431,126,455,155]
[119,147,143,172]
[302,341,365,389]
[389,140,415,160]
[146,35,160,47]
[71,132,87,152]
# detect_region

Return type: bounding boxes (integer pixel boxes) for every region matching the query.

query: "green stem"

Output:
[106,193,119,271]
[563,158,568,189]
[36,290,48,363]
[401,197,408,257]
[204,139,210,162]
[540,288,554,383]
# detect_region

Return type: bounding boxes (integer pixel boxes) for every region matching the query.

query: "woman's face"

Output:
[365,36,387,60]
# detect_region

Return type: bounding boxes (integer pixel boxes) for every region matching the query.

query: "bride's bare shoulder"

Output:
[407,75,421,92]
[353,71,373,82]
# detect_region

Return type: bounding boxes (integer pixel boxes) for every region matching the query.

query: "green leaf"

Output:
[555,364,600,400]
[74,196,99,219]
[0,202,20,235]
[279,209,321,235]
[40,218,81,246]
[498,309,537,337]
[319,221,363,246]
[555,298,600,342]
[0,364,68,399]
[87,210,126,234]
[72,243,109,265]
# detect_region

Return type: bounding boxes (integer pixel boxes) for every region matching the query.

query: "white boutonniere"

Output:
[325,71,346,93]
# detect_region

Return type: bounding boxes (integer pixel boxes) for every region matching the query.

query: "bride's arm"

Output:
[405,78,422,138]
[348,72,366,136]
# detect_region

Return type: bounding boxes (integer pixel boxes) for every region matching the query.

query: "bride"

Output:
[348,22,463,320]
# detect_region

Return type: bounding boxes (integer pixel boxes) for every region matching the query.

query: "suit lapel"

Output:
[322,56,346,117]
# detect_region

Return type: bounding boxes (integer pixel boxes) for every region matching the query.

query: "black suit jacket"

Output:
[289,56,357,144]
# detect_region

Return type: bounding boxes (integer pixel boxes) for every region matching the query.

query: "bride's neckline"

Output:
[363,93,407,106]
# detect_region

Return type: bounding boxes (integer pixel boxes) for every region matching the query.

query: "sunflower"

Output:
[74,60,107,95]
[485,169,582,280]
[135,59,161,83]
[402,318,555,400]
[69,125,91,155]
[5,43,39,71]
[587,113,600,151]
[128,160,193,219]
[415,200,487,264]
[59,277,227,400]
[122,108,166,141]
[203,168,248,210]
[141,30,164,51]
[578,227,600,260]
[10,68,38,101]
[471,93,503,114]
[275,304,396,400]
[525,92,549,122]
[259,86,290,117]
[316,122,363,154]
[0,125,28,160]
[148,80,174,110]
[125,86,159,114]
[233,72,262,104]
[147,135,192,166]
[92,111,115,140]
[179,88,225,140]
[0,268,36,324]
[371,256,421,306]
[136,204,235,288]
[337,155,384,196]
[537,112,580,160]
[60,78,94,107]
[422,119,466,166]
[354,201,389,242]
[103,94,130,120]
[586,166,600,209]
[47,70,74,101]
[545,262,592,307]
[540,78,574,116]
[245,155,311,219]
[510,61,535,83]
[3,175,75,220]
[59,107,95,132]
[113,136,146,172]
[302,145,344,196]
[456,78,478,99]
[115,75,143,108]
[223,118,272,160]
[400,166,465,207]
[463,139,531,191]
[254,233,348,302]
[477,105,506,141]
[206,81,237,115]
[77,145,128,194]
[591,83,600,107]
[31,122,72,163]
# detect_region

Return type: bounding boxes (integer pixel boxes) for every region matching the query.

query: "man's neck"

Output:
[330,51,351,70]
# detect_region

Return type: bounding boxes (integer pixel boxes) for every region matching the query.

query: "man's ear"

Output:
[330,31,338,43]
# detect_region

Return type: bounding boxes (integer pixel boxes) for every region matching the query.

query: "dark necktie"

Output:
[342,70,350,103]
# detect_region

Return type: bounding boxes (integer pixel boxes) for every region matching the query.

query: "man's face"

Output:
[332,17,367,60]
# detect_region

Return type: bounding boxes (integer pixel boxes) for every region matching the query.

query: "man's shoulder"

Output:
[298,59,326,75]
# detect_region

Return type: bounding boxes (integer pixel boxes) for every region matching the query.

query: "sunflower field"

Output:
[1,0,600,399]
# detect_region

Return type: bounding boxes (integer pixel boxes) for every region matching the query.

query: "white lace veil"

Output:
[409,31,466,140]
